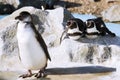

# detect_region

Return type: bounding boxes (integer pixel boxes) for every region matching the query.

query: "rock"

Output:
[0,6,73,71]
[0,4,15,14]
[54,0,67,8]
[47,35,120,68]
[0,0,19,14]
[106,0,119,3]
[0,66,116,80]
[17,0,44,9]
[0,6,120,78]
[0,0,60,14]
[44,0,59,9]
[0,0,19,8]
[101,5,120,22]
[0,6,120,80]
[90,0,101,2]
[59,36,120,64]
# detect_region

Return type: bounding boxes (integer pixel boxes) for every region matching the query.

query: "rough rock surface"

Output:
[101,5,120,22]
[0,6,73,71]
[0,6,120,71]
[60,37,120,64]
[0,6,120,80]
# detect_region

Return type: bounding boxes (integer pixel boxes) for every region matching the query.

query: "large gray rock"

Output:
[47,35,120,69]
[101,5,120,22]
[0,6,73,71]
[60,37,120,63]
[0,6,120,80]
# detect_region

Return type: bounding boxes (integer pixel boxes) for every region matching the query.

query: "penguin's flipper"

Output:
[36,32,51,61]
[31,23,51,61]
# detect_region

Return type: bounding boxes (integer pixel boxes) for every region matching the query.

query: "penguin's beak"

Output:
[81,33,86,38]
[15,15,21,20]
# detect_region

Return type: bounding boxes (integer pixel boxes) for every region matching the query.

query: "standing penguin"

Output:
[15,11,51,78]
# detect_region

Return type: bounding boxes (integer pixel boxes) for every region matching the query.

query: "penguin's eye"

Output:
[72,22,77,26]
[86,21,94,28]
[86,21,91,27]
[69,21,77,29]
[67,21,71,26]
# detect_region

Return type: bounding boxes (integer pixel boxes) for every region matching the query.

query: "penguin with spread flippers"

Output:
[15,11,51,78]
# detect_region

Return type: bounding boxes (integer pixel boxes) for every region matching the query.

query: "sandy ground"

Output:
[0,71,113,80]
[0,66,116,80]
[64,0,120,15]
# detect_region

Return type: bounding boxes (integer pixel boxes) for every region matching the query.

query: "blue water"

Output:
[72,13,96,21]
[106,23,120,37]
[0,15,7,19]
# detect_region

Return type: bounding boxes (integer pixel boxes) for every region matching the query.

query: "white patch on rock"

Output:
[101,5,120,22]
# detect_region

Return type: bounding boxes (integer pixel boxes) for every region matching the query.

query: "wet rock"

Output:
[101,5,120,22]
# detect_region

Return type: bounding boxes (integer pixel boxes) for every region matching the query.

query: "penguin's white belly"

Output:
[17,26,47,70]
[87,27,98,33]
[69,36,80,40]
[67,28,81,40]
[86,27,99,39]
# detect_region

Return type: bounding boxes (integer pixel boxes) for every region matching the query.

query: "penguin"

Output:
[85,17,116,39]
[63,18,86,40]
[15,11,51,78]
[85,19,100,38]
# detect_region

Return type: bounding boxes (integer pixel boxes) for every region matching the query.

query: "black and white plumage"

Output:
[15,11,51,78]
[65,18,86,40]
[85,17,116,38]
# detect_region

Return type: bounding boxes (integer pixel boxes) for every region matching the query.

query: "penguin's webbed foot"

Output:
[19,74,33,78]
[34,70,46,78]
[19,70,33,78]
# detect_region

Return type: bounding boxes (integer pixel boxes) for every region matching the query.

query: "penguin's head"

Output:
[66,19,78,29]
[85,20,95,28]
[15,11,32,22]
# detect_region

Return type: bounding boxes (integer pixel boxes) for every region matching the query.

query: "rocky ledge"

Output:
[0,6,119,80]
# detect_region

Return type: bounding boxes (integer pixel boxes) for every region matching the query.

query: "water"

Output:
[105,23,120,37]
[72,13,96,21]
[0,15,7,19]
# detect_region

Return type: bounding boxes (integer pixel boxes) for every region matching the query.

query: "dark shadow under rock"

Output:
[45,66,116,75]
[54,0,82,8]
[78,36,120,46]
